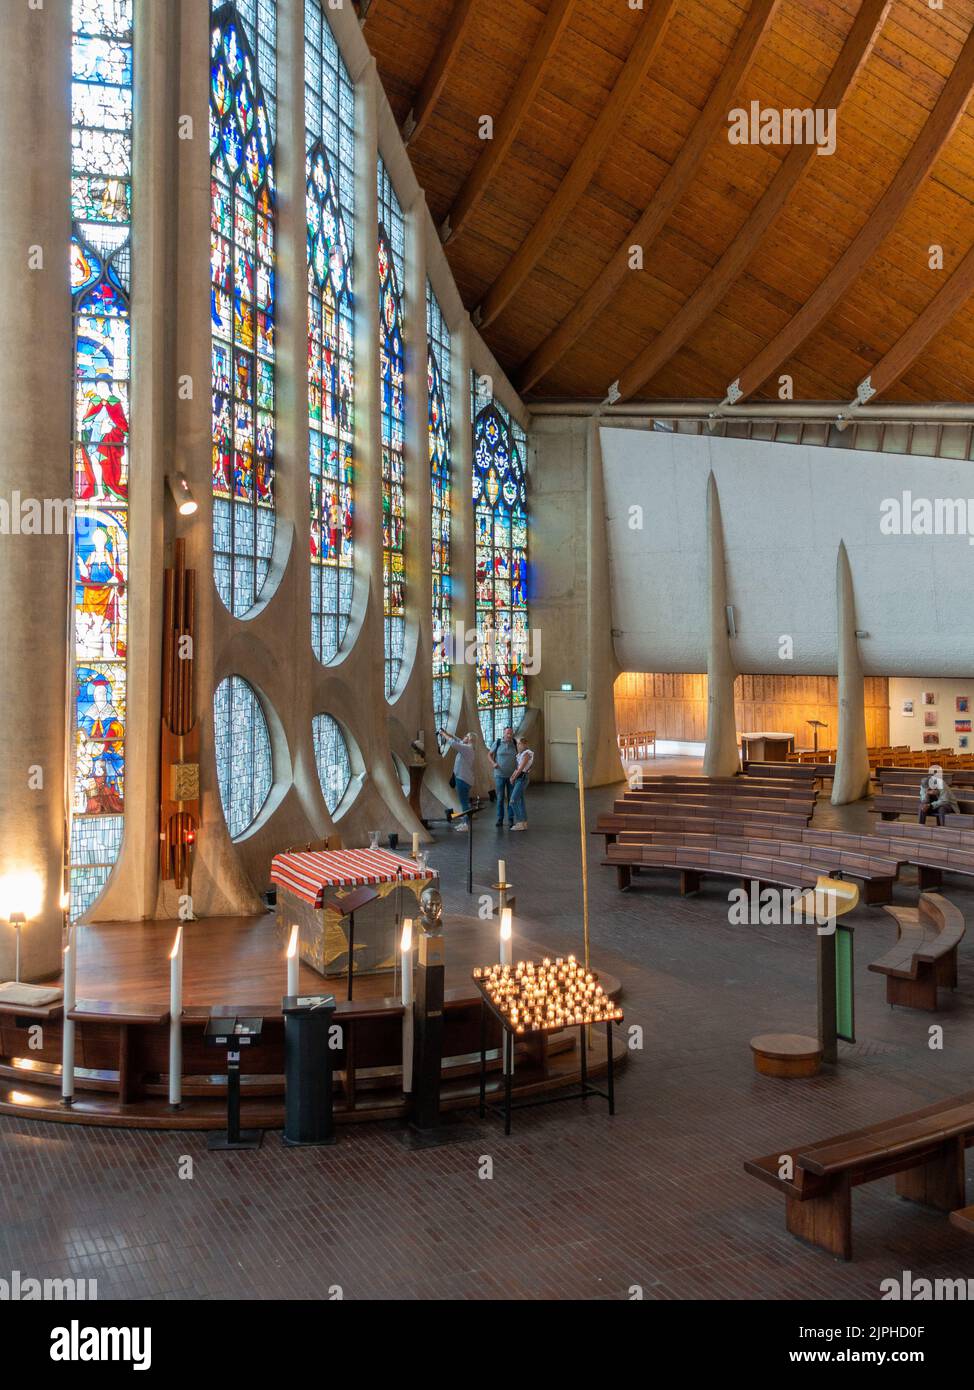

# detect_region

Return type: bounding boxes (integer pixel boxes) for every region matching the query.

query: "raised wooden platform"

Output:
[750,1033,823,1078]
[0,912,624,1130]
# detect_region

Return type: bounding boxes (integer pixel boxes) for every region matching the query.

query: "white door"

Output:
[545,690,588,782]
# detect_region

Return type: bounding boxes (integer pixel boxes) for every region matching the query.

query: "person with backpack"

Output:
[508,738,534,831]
[488,726,518,828]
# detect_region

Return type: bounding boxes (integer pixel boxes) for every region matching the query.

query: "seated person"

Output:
[918,764,960,826]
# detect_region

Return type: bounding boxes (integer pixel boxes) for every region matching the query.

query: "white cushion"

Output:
[0,983,63,1007]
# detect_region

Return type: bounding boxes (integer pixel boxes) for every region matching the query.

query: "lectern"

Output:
[205,1015,263,1150]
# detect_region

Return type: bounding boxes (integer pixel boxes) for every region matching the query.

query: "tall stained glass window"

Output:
[378,159,406,699]
[306,2,355,664]
[427,283,452,733]
[210,0,277,617]
[472,379,529,746]
[69,0,134,922]
[312,713,352,815]
[214,677,273,837]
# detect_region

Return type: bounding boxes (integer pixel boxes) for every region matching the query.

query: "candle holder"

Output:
[473,955,624,1135]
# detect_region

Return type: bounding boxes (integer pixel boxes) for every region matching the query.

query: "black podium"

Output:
[205,1015,264,1150]
[282,993,337,1146]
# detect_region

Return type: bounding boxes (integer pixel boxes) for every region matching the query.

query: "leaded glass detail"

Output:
[378,159,405,700]
[213,676,273,838]
[69,0,134,923]
[306,3,355,663]
[312,713,352,815]
[472,383,529,746]
[210,0,277,616]
[427,283,451,735]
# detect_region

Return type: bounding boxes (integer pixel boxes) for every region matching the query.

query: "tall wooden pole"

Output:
[576,728,590,969]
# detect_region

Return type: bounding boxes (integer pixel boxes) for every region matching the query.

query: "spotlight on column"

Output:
[167,472,198,516]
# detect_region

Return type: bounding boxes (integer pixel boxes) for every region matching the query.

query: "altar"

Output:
[270,847,437,981]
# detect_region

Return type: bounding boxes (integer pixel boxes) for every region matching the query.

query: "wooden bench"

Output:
[745,1090,974,1259]
[620,792,816,818]
[872,790,974,820]
[950,1205,974,1234]
[872,819,974,888]
[596,812,810,848]
[868,894,965,1010]
[618,730,656,760]
[742,761,821,782]
[607,834,898,902]
[604,841,826,896]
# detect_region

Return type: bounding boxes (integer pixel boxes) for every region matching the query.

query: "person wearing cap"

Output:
[918,764,959,826]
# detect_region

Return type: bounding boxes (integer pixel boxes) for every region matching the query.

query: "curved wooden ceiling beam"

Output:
[853,238,974,404]
[473,0,679,331]
[720,17,974,406]
[401,0,478,146]
[516,0,781,395]
[612,0,891,403]
[440,0,578,247]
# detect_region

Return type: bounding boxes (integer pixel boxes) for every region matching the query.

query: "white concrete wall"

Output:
[600,426,974,678]
[888,676,974,751]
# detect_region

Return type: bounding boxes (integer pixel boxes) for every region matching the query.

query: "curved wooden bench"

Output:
[746,1090,974,1259]
[950,1205,974,1234]
[872,790,974,820]
[607,834,899,903]
[868,893,965,1011]
[596,812,809,849]
[603,841,825,896]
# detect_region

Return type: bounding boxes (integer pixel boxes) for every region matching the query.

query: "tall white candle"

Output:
[169,926,183,1108]
[400,918,413,1094]
[61,926,76,1104]
[412,831,420,857]
[287,923,300,998]
[498,859,506,884]
[500,906,512,966]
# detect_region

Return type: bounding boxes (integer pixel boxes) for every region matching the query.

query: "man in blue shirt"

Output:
[489,726,518,828]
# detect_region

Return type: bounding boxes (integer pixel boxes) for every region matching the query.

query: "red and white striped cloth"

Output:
[270,847,437,908]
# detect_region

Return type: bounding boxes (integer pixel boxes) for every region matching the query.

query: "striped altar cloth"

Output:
[270,847,437,908]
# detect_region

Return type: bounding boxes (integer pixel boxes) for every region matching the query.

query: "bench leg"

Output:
[616,865,631,891]
[917,865,942,890]
[880,811,897,821]
[861,878,894,905]
[886,969,938,1011]
[935,949,958,990]
[896,1138,966,1212]
[679,870,701,896]
[786,1180,852,1261]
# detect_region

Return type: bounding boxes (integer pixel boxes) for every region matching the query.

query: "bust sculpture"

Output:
[418,885,443,936]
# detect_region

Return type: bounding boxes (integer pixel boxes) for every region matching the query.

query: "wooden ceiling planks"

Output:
[361,0,974,402]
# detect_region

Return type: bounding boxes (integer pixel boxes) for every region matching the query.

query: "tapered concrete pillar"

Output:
[703,472,739,776]
[0,1,72,979]
[831,541,870,805]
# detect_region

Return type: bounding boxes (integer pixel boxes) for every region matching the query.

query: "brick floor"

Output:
[2,769,974,1300]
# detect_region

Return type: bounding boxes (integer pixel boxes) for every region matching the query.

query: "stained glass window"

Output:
[472,380,529,746]
[213,676,273,837]
[312,713,352,815]
[68,0,134,923]
[210,0,277,617]
[306,3,355,664]
[427,283,452,735]
[378,159,406,699]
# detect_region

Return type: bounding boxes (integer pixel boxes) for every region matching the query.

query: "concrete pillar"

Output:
[703,471,740,777]
[831,540,870,805]
[0,0,72,979]
[584,421,623,786]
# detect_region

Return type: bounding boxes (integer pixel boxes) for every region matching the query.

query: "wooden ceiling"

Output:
[359,0,974,405]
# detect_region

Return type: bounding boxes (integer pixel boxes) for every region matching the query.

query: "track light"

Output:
[167,472,197,516]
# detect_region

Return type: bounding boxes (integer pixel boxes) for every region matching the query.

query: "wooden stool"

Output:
[750,1032,822,1078]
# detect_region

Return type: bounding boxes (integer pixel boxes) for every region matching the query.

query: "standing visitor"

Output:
[509,739,534,831]
[439,727,475,831]
[488,725,518,828]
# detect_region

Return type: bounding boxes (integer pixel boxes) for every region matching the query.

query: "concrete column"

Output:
[831,540,870,805]
[96,0,173,921]
[0,0,72,979]
[703,471,740,776]
[584,420,623,786]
